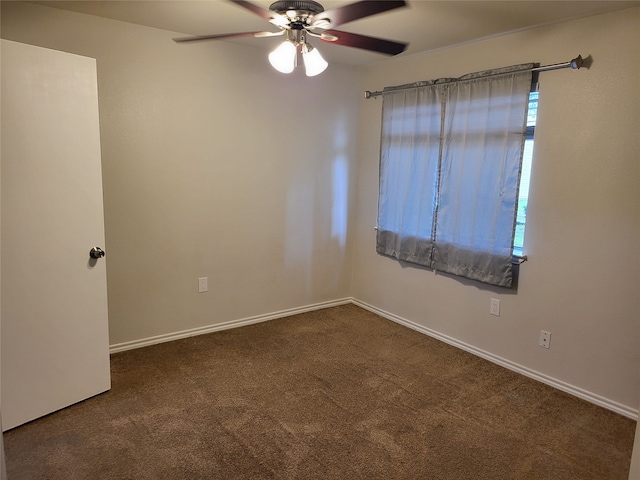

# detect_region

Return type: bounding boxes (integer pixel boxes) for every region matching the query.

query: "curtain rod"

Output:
[364,55,584,99]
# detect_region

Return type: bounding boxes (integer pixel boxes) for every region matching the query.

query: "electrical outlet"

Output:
[539,330,551,349]
[489,298,500,316]
[198,277,208,293]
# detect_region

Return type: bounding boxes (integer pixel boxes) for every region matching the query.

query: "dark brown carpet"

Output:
[4,304,635,479]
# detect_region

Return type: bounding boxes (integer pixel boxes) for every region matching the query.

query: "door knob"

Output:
[89,247,105,259]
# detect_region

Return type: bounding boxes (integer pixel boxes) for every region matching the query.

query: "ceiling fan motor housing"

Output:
[270,1,325,16]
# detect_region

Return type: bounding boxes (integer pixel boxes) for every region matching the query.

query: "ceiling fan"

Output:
[173,0,409,76]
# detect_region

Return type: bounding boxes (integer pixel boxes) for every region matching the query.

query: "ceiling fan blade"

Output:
[311,1,407,29]
[230,0,288,27]
[320,30,408,56]
[173,31,276,43]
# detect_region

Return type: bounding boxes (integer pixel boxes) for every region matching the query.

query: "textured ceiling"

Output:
[33,0,639,66]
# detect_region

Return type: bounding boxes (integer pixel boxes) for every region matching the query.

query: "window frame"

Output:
[512,80,539,262]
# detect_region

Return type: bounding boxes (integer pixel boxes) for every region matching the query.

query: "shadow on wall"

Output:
[285,113,351,296]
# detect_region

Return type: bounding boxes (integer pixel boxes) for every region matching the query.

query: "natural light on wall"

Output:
[330,116,349,247]
[331,157,348,247]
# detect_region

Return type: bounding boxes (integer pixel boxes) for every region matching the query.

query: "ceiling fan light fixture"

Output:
[268,40,297,73]
[302,43,328,76]
[174,1,408,77]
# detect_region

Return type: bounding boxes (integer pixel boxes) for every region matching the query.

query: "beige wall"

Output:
[1,2,638,417]
[0,2,360,345]
[353,7,640,412]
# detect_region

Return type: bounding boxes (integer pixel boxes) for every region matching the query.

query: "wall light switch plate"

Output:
[198,277,208,293]
[490,298,500,316]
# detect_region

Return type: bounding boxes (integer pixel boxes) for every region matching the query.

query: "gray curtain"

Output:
[377,64,533,287]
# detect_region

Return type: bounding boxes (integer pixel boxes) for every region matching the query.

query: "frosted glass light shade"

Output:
[302,45,328,76]
[268,41,296,74]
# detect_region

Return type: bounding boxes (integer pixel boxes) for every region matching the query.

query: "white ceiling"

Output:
[33,0,639,66]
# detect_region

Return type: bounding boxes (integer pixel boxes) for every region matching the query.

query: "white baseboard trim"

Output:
[351,298,639,420]
[109,296,637,420]
[109,298,352,354]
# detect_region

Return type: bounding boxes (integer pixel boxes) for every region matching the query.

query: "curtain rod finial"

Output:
[570,55,583,69]
[364,90,372,99]
[577,54,593,70]
[571,54,592,70]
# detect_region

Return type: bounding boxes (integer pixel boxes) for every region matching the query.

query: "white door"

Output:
[1,40,111,431]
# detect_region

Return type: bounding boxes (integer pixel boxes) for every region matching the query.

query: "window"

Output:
[513,89,538,257]
[376,64,534,288]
